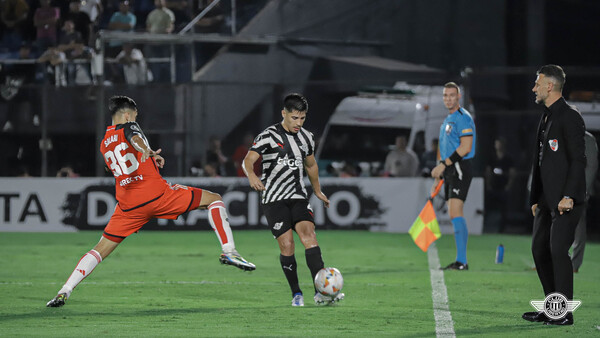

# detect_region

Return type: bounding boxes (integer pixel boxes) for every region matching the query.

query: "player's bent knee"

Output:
[199,190,222,208]
[279,241,295,255]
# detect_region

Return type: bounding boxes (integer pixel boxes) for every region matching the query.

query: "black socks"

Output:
[280,254,301,295]
[305,246,324,292]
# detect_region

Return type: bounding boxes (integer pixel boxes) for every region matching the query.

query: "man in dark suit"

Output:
[522,65,586,326]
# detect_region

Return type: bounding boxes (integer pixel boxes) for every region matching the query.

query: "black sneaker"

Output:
[441,261,469,270]
[46,293,67,307]
[522,311,548,322]
[544,313,573,326]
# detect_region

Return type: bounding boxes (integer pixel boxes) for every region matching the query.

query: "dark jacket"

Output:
[529,97,586,209]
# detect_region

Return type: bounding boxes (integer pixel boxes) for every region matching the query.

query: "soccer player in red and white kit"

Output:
[47,96,255,307]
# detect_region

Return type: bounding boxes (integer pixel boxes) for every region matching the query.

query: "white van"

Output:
[316,82,466,176]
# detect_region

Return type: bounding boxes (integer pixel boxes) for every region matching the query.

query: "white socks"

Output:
[59,249,102,298]
[207,201,235,253]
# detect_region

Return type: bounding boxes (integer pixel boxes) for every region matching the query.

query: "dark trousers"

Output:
[532,199,583,300]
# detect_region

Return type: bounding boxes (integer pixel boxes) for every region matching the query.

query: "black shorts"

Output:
[261,199,315,238]
[443,159,473,201]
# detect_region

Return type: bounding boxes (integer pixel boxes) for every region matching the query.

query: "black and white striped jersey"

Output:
[250,123,315,204]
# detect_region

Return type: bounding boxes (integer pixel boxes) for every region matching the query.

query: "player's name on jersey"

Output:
[104,134,118,147]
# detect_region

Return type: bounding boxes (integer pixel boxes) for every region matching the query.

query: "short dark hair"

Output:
[537,64,565,92]
[283,93,308,113]
[109,95,137,116]
[444,82,461,94]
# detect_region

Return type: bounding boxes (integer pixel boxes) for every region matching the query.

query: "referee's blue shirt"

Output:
[439,107,476,160]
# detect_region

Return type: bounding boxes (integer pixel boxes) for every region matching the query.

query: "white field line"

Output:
[0,280,397,287]
[0,280,281,286]
[427,243,456,338]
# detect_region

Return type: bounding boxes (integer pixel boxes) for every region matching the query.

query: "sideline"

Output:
[427,243,456,338]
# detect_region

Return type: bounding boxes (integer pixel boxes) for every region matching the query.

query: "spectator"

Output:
[79,0,103,26]
[56,165,79,177]
[58,19,95,85]
[16,165,32,177]
[37,46,67,86]
[165,0,190,31]
[146,0,174,34]
[571,131,599,272]
[206,135,227,176]
[116,44,149,85]
[0,42,37,101]
[232,132,260,177]
[339,162,358,178]
[383,135,419,177]
[106,0,136,57]
[134,0,156,29]
[145,0,174,82]
[420,138,439,177]
[33,0,60,51]
[189,160,203,176]
[484,137,515,232]
[66,0,92,47]
[0,42,38,135]
[1,0,30,50]
[203,162,220,178]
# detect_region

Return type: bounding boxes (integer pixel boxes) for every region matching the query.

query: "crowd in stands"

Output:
[0,0,265,87]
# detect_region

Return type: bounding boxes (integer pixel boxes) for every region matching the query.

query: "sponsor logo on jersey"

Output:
[277,154,302,169]
[130,124,140,132]
[120,174,144,186]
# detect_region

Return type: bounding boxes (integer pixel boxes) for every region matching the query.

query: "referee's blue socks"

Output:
[451,217,468,264]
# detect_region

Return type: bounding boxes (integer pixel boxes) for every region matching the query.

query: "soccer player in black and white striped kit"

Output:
[243,93,343,307]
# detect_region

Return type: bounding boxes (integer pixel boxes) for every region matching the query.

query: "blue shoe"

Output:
[292,293,304,307]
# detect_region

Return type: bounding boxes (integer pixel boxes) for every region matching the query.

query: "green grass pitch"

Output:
[0,231,598,337]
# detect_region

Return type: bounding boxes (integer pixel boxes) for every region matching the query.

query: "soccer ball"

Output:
[314,267,344,297]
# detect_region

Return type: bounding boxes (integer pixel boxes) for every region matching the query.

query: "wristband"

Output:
[448,151,463,164]
[439,160,448,168]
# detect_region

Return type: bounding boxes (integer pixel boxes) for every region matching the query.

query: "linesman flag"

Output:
[409,180,444,252]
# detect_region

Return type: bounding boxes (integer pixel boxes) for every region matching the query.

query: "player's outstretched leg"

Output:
[207,199,256,271]
[46,249,103,307]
